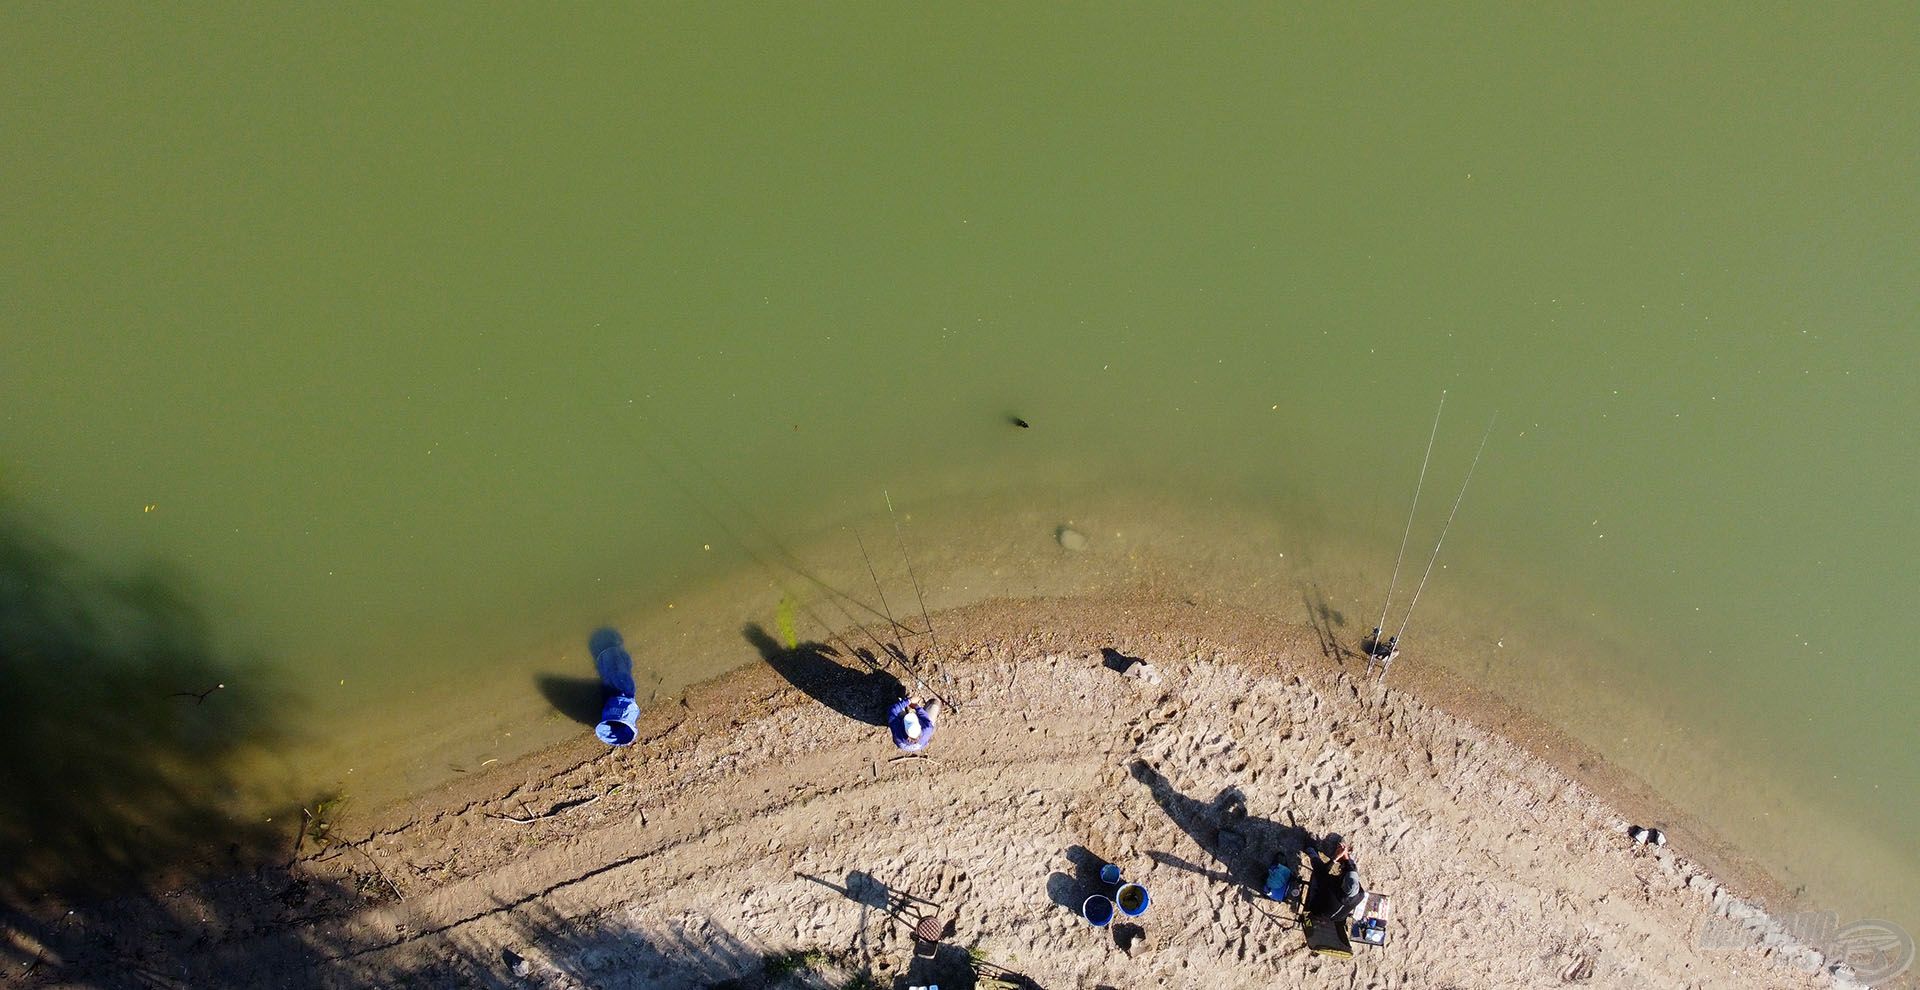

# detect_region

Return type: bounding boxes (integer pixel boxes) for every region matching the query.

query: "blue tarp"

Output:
[595,645,640,746]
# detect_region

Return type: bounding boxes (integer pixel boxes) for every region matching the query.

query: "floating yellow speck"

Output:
[142,504,157,513]
[703,544,711,550]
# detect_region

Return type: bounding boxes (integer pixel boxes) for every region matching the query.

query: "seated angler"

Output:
[888,695,941,753]
[1304,837,1366,924]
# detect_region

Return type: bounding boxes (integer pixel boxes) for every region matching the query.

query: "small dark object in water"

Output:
[168,683,225,704]
[1009,415,1031,428]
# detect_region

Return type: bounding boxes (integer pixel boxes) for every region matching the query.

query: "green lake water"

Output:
[4,3,1915,945]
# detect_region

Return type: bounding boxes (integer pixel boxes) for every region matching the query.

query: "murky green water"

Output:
[5,4,1915,941]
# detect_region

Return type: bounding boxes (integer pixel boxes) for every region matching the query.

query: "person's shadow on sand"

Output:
[1130,758,1313,889]
[744,624,902,727]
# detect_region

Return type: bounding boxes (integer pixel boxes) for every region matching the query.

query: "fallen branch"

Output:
[486,793,602,825]
[887,754,941,765]
[348,841,405,903]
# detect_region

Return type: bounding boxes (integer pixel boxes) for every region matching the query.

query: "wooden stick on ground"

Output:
[349,841,405,902]
[486,793,603,825]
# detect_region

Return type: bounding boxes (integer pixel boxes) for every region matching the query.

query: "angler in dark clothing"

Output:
[1304,839,1366,923]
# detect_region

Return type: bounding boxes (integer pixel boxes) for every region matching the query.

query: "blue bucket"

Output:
[596,693,640,746]
[1081,894,1115,927]
[1116,882,1150,917]
[1099,863,1122,884]
[1264,864,1294,902]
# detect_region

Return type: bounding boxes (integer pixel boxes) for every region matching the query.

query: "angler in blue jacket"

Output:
[888,696,941,753]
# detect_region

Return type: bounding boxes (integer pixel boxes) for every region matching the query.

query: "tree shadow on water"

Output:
[0,499,327,982]
[743,624,901,727]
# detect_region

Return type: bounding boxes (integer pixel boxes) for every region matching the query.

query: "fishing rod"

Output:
[735,519,946,704]
[790,583,935,700]
[646,432,922,643]
[637,432,955,706]
[740,525,942,702]
[847,494,951,703]
[680,490,894,681]
[884,490,942,665]
[851,522,947,703]
[805,521,945,703]
[627,417,958,703]
[633,435,907,664]
[851,528,910,664]
[1374,391,1445,646]
[1390,411,1497,653]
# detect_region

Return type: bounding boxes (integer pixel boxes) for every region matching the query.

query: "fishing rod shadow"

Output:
[1300,581,1359,667]
[743,623,901,727]
[1277,534,1360,666]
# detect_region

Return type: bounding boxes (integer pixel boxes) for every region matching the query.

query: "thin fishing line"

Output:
[1394,411,1496,645]
[1376,391,1446,637]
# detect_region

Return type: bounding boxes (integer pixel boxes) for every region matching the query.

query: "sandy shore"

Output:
[6,595,1882,989]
